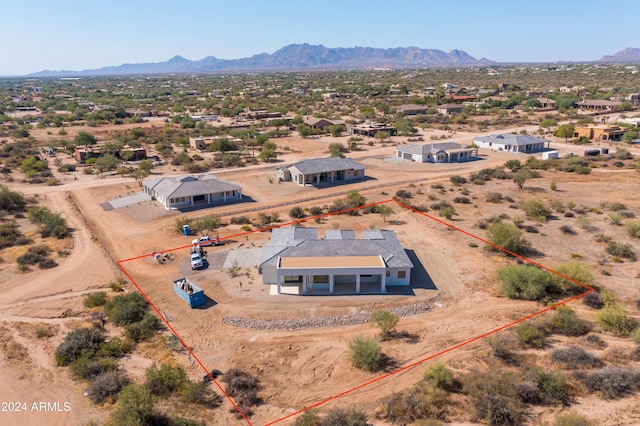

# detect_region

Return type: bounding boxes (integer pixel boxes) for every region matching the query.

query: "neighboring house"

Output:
[75,145,101,163]
[121,145,147,161]
[573,124,626,141]
[473,134,550,153]
[536,98,556,109]
[348,122,397,137]
[436,103,463,115]
[277,157,365,187]
[395,142,478,163]
[617,117,640,127]
[303,117,345,130]
[143,174,242,210]
[259,227,414,295]
[189,136,242,151]
[396,104,429,116]
[576,100,622,111]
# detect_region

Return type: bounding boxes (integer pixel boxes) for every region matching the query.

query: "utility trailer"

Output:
[173,277,205,308]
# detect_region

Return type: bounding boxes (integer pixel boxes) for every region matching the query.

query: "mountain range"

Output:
[28,44,640,77]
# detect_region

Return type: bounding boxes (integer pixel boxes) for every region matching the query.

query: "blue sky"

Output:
[1,0,639,76]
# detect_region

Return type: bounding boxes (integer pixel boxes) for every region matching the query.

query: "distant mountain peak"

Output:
[28,44,492,77]
[599,47,640,62]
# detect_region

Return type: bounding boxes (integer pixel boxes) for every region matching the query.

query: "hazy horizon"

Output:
[2,0,639,76]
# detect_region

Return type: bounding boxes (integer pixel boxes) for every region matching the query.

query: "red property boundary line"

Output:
[117,198,594,425]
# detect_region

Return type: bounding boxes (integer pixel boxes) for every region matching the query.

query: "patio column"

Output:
[356,275,361,294]
[302,275,307,295]
[329,275,334,294]
[381,272,386,294]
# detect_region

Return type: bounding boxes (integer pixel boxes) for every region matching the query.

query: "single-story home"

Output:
[395,142,478,163]
[576,100,622,111]
[573,124,626,141]
[473,134,550,153]
[143,174,242,210]
[277,157,365,187]
[436,103,464,115]
[303,117,345,130]
[396,104,429,116]
[348,122,397,137]
[259,227,414,295]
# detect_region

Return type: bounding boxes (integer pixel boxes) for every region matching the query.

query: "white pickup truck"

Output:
[191,235,221,247]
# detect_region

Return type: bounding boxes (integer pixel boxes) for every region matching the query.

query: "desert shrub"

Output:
[450,175,467,186]
[463,370,524,425]
[178,381,222,408]
[485,192,503,203]
[230,215,250,225]
[551,346,603,369]
[546,306,591,336]
[308,206,324,217]
[87,370,129,404]
[453,196,471,204]
[522,199,552,221]
[145,363,187,397]
[70,357,118,380]
[289,206,305,219]
[379,383,447,424]
[554,411,596,426]
[105,292,148,325]
[84,291,107,308]
[0,186,26,212]
[38,257,57,269]
[548,262,593,294]
[321,408,369,426]
[295,410,321,426]
[110,383,164,426]
[559,225,576,235]
[582,291,604,309]
[584,333,607,349]
[605,242,636,260]
[125,312,161,342]
[488,336,518,363]
[349,335,383,371]
[223,368,261,416]
[423,362,456,391]
[577,367,640,399]
[395,189,412,199]
[97,336,133,358]
[531,368,570,406]
[596,304,637,335]
[631,326,640,344]
[485,222,530,255]
[439,206,456,220]
[625,221,640,238]
[55,327,105,366]
[429,200,451,211]
[498,264,550,301]
[514,321,546,348]
[371,310,398,339]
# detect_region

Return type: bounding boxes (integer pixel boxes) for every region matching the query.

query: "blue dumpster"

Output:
[183,225,190,236]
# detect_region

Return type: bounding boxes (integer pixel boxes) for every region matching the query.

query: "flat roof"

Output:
[279,255,384,268]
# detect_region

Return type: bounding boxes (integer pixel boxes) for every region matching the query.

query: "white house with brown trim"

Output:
[473,134,550,153]
[395,142,478,163]
[277,157,365,187]
[143,174,242,210]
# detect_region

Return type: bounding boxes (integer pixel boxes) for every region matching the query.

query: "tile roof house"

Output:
[473,134,550,153]
[396,104,429,116]
[259,227,413,295]
[573,124,626,141]
[277,157,365,187]
[436,103,464,115]
[303,117,345,130]
[143,174,242,210]
[395,142,478,163]
[576,100,622,111]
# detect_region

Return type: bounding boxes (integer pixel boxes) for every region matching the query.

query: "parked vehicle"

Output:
[173,277,205,308]
[191,235,221,246]
[190,252,204,270]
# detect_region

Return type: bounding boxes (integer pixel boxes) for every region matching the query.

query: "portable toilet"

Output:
[183,225,190,236]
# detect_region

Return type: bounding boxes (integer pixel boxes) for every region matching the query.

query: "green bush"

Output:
[321,408,369,426]
[450,175,467,186]
[110,383,162,426]
[145,363,188,397]
[349,335,384,371]
[55,327,105,366]
[485,222,530,255]
[498,264,550,300]
[596,304,638,335]
[423,362,456,391]
[125,313,161,342]
[463,370,524,426]
[378,383,447,424]
[289,206,305,219]
[371,310,399,339]
[625,221,640,238]
[84,291,107,308]
[605,242,636,261]
[631,326,640,344]
[178,381,222,408]
[295,410,321,426]
[546,306,591,336]
[522,199,552,222]
[531,368,570,406]
[554,411,596,426]
[549,262,594,295]
[514,321,546,348]
[105,292,148,325]
[69,357,118,380]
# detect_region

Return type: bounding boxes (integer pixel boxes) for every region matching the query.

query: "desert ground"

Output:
[0,116,639,425]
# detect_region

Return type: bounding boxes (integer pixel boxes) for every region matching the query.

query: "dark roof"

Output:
[288,157,365,175]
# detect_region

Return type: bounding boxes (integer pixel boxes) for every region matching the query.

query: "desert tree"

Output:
[371,309,399,339]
